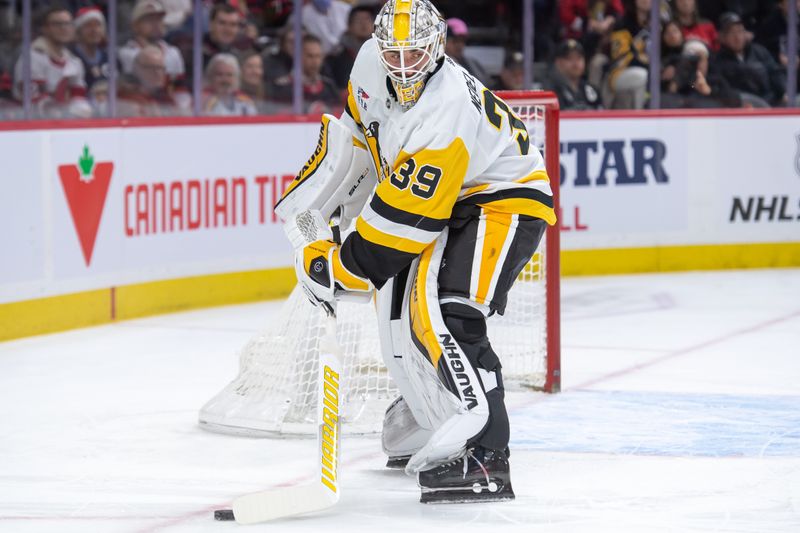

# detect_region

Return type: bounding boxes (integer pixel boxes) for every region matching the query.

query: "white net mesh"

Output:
[199,95,555,437]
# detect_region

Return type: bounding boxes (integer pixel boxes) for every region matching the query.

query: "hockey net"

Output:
[199,91,561,437]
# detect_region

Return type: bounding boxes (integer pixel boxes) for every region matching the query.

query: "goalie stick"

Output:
[214,313,343,524]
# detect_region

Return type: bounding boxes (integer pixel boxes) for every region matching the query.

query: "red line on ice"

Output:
[572,308,800,391]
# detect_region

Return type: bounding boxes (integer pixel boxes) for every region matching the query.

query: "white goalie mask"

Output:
[373,0,446,109]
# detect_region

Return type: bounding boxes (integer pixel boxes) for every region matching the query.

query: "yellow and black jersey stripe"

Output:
[358,193,449,253]
[340,231,418,289]
[340,138,469,287]
[458,186,556,225]
[458,169,557,225]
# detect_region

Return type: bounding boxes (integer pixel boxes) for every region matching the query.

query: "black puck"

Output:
[214,509,235,521]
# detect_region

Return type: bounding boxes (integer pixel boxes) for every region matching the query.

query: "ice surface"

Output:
[1,269,799,532]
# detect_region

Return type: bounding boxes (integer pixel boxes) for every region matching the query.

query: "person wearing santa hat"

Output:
[71,6,108,91]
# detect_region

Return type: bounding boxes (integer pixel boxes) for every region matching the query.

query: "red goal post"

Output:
[497,90,561,394]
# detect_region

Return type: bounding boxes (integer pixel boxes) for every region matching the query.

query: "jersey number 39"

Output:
[390,158,443,200]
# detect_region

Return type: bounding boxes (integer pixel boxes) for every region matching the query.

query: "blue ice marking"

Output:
[510,390,800,458]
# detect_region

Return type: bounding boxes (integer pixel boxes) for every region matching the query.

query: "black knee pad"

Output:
[441,302,501,374]
[441,302,485,340]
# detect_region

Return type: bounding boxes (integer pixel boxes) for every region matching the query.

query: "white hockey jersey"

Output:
[13,37,87,105]
[338,38,556,273]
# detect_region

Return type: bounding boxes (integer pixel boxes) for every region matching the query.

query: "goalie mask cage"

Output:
[199,91,561,437]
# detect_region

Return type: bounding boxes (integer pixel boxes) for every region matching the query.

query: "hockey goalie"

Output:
[276,0,556,504]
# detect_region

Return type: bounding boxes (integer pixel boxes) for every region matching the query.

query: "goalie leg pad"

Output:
[441,302,509,452]
[381,396,433,467]
[397,232,493,473]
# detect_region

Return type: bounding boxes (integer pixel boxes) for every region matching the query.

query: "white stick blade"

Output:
[232,484,338,525]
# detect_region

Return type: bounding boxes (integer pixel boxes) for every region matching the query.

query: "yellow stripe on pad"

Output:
[282,115,331,199]
[410,243,444,367]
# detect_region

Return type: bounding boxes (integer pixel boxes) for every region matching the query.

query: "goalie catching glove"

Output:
[296,239,374,312]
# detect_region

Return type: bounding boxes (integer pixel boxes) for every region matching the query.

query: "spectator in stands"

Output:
[662,39,741,108]
[240,51,274,114]
[548,39,603,110]
[672,0,718,51]
[606,0,652,109]
[444,18,491,87]
[559,0,625,88]
[269,34,340,113]
[202,53,257,116]
[559,0,623,87]
[13,5,92,118]
[662,20,686,60]
[560,0,624,44]
[496,51,525,91]
[0,66,22,120]
[260,0,294,30]
[295,0,352,55]
[263,26,296,93]
[117,45,179,117]
[517,0,563,62]
[119,0,189,111]
[88,77,109,116]
[161,0,192,33]
[661,20,685,92]
[324,5,375,92]
[71,6,108,91]
[715,12,787,107]
[203,3,249,67]
[696,0,772,34]
[0,12,20,73]
[756,0,800,86]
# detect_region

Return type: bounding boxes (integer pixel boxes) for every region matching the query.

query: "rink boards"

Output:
[1,110,799,339]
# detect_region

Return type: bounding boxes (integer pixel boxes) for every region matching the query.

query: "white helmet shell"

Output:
[373,0,446,107]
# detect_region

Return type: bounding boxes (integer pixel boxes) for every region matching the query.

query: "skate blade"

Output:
[420,483,515,504]
[385,456,411,469]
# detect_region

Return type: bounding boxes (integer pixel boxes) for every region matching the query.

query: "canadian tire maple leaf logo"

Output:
[58,145,113,266]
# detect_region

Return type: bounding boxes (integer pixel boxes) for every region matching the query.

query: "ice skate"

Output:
[417,447,514,504]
